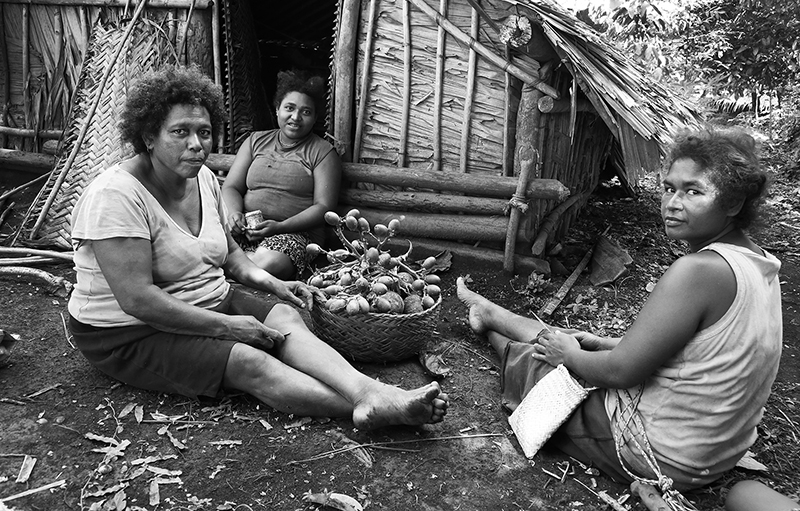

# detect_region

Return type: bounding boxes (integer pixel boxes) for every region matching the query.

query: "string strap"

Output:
[505,193,529,215]
[612,386,699,511]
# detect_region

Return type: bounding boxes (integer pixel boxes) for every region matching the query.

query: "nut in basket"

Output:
[306,209,444,362]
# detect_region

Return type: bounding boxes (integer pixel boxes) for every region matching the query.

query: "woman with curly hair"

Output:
[68,65,448,430]
[458,127,781,493]
[222,69,342,279]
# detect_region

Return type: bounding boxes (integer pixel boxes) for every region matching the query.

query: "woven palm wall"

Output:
[17,21,178,249]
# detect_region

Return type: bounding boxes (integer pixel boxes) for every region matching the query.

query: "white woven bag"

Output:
[508,364,594,458]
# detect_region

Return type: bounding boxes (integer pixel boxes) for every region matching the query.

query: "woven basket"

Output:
[309,295,441,363]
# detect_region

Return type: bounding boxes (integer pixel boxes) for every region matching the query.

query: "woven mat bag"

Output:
[508,364,594,459]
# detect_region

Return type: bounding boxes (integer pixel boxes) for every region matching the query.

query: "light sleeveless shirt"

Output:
[606,242,782,488]
[68,165,230,327]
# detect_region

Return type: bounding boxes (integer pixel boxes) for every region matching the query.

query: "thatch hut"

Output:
[0,0,701,273]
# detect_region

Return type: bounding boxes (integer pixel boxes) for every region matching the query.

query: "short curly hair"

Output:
[664,127,768,229]
[119,65,226,154]
[273,70,326,116]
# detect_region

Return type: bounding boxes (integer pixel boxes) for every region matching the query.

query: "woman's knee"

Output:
[725,480,799,511]
[223,344,278,389]
[266,303,306,329]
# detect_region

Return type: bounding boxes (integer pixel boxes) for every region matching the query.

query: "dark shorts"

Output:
[500,338,632,484]
[70,286,275,400]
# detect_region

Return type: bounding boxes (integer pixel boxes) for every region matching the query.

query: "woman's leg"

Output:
[224,304,448,430]
[247,248,295,279]
[456,277,548,356]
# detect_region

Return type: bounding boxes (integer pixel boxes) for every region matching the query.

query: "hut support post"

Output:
[0,3,10,149]
[333,0,360,162]
[398,0,411,167]
[353,0,378,163]
[432,0,447,171]
[504,84,543,272]
[459,6,478,173]
[211,0,222,150]
[21,5,29,129]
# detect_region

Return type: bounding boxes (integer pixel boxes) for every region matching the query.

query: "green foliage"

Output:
[584,0,800,98]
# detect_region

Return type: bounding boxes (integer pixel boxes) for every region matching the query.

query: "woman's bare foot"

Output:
[351,381,448,430]
[456,277,492,335]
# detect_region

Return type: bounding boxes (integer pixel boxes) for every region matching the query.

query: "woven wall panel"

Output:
[18,21,177,249]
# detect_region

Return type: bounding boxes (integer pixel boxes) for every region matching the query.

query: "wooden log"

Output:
[340,189,508,215]
[349,234,551,276]
[538,245,593,317]
[502,48,521,177]
[341,162,569,200]
[353,0,378,162]
[0,0,210,7]
[537,96,592,114]
[0,149,55,173]
[505,83,543,272]
[459,7,478,173]
[204,155,571,201]
[342,206,528,243]
[332,0,360,162]
[0,126,62,140]
[531,192,586,256]
[406,0,558,99]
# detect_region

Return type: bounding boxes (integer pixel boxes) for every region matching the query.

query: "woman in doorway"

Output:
[222,70,341,279]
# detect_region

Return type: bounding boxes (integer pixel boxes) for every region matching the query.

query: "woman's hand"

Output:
[532,330,582,367]
[271,280,325,310]
[572,331,619,351]
[228,211,246,236]
[245,219,281,242]
[222,315,286,351]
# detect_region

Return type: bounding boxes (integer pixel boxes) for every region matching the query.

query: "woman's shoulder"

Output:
[662,250,733,287]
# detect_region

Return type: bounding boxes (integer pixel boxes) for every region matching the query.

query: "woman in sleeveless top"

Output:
[457,127,781,491]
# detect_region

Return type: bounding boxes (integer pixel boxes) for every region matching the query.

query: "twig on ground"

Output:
[60,313,75,349]
[287,433,504,465]
[0,398,27,406]
[25,383,61,399]
[403,456,448,478]
[449,340,495,365]
[0,479,66,503]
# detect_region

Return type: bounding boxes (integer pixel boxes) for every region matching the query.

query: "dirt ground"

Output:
[1,161,798,511]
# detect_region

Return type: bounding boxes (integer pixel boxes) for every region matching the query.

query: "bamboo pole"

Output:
[211,0,221,151]
[504,83,544,272]
[0,127,62,139]
[538,245,593,317]
[0,170,52,202]
[0,3,9,149]
[502,48,521,178]
[333,0,360,162]
[353,0,378,163]
[22,5,29,132]
[341,189,508,215]
[177,0,196,65]
[343,206,528,243]
[432,0,446,171]
[405,0,558,99]
[0,0,210,7]
[458,6,478,173]
[29,0,149,239]
[398,0,411,168]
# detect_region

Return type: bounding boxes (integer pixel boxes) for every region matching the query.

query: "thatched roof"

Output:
[510,0,702,176]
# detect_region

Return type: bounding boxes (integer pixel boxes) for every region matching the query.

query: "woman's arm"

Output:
[247,151,342,238]
[534,251,736,388]
[221,139,254,235]
[93,237,283,349]
[221,230,320,310]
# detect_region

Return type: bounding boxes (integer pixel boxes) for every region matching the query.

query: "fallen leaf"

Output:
[146,466,182,477]
[284,417,313,430]
[208,440,242,447]
[134,406,144,424]
[85,433,119,446]
[148,479,160,507]
[15,455,36,483]
[735,450,768,471]
[118,403,136,419]
[303,491,364,511]
[418,351,451,379]
[259,419,273,431]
